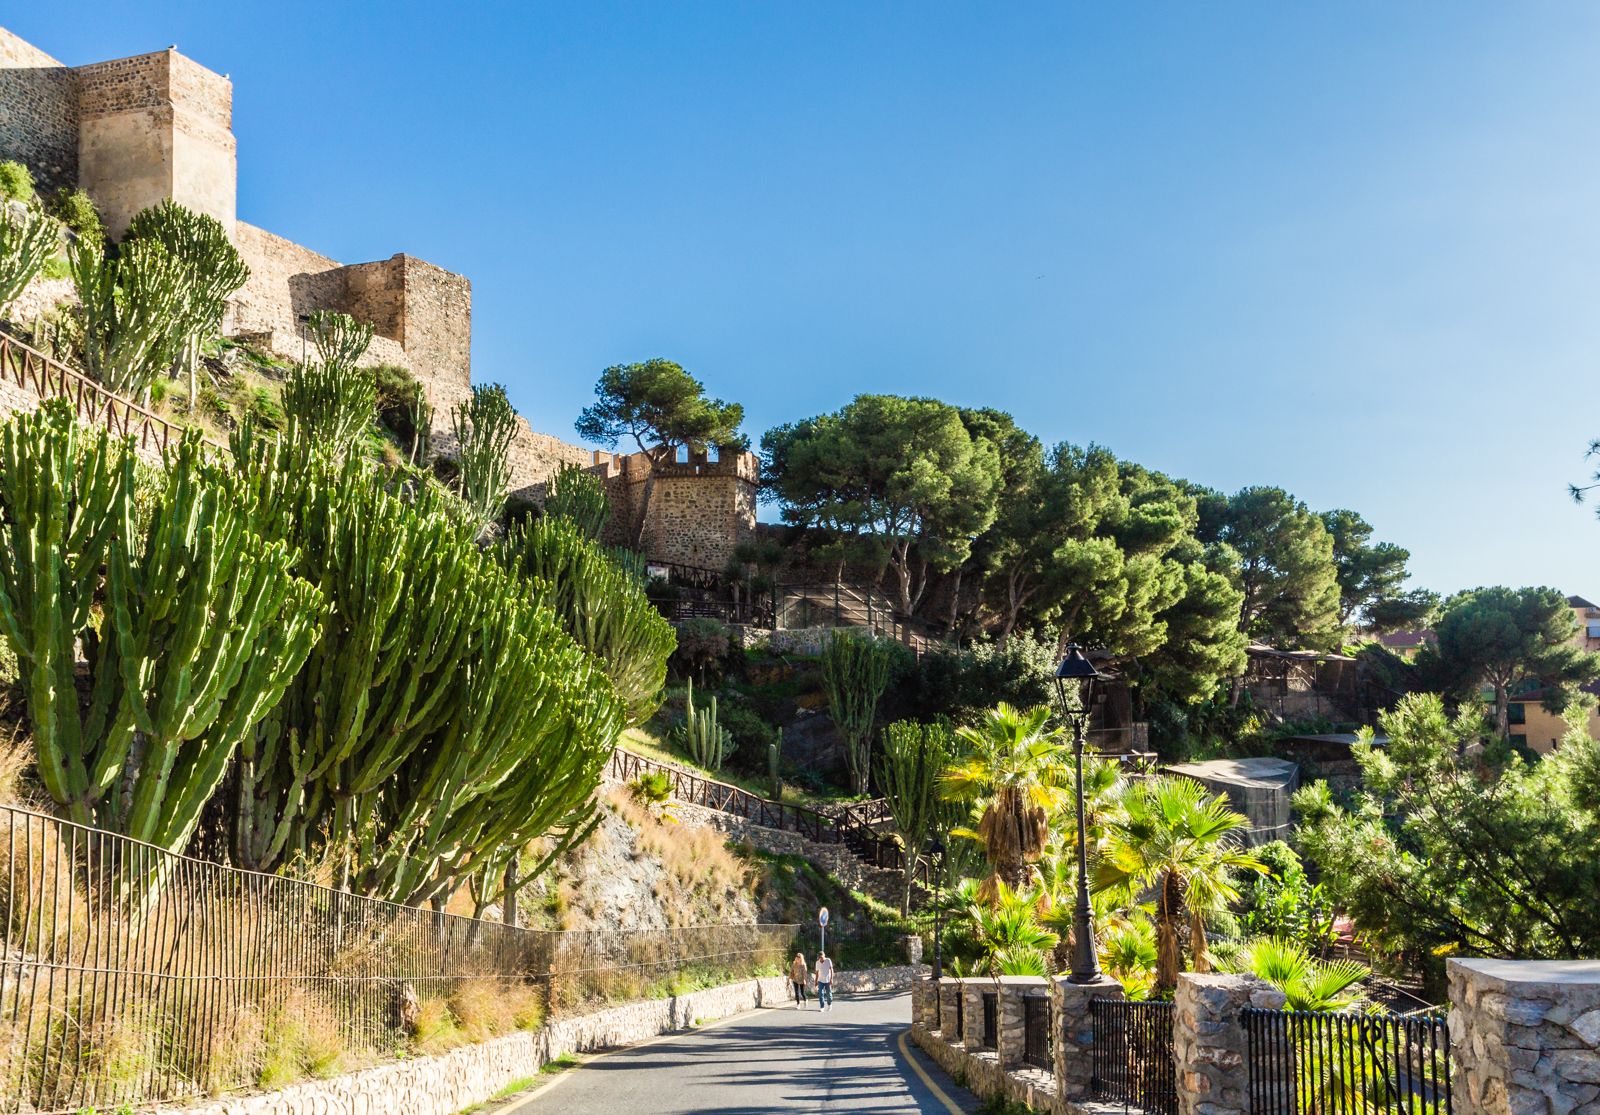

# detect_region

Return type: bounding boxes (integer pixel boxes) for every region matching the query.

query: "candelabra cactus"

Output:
[678,677,735,772]
[0,400,325,854]
[0,202,59,310]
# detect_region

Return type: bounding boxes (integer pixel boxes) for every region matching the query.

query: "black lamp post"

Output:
[1054,644,1107,984]
[923,836,945,980]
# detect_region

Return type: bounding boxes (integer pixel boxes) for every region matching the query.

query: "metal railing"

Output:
[1091,998,1177,1115]
[0,802,796,1114]
[1244,1007,1452,1115]
[1024,994,1052,1071]
[982,990,998,1049]
[0,332,223,455]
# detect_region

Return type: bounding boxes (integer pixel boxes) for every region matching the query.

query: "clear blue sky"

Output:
[19,3,1600,597]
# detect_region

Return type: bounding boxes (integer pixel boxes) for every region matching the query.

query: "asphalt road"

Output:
[512,989,979,1115]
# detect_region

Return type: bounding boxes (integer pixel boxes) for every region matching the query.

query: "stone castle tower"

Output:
[0,25,756,572]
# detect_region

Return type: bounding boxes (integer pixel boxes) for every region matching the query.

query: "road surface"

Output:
[511,989,979,1114]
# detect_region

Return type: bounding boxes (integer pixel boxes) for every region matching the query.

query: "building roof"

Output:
[1569,595,1597,609]
[1375,629,1435,648]
[1245,644,1356,663]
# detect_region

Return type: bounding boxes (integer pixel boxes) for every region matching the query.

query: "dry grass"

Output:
[410,980,545,1055]
[609,789,749,925]
[0,725,31,807]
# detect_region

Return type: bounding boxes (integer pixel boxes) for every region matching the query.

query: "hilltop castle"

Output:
[0,26,756,570]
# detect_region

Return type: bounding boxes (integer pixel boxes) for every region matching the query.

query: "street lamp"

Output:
[1054,644,1107,984]
[923,836,946,980]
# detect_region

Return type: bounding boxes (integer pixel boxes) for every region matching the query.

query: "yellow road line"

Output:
[498,1004,782,1113]
[898,1028,967,1115]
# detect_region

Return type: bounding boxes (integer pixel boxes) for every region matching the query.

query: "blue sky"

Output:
[19,3,1600,596]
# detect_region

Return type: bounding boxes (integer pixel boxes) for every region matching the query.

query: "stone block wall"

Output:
[912,974,1126,1115]
[1053,975,1124,1100]
[595,447,759,569]
[232,221,348,342]
[505,426,596,505]
[1450,959,1600,1115]
[1173,972,1286,1115]
[75,49,236,239]
[0,28,76,193]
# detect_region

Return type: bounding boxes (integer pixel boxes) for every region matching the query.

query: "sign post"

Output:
[818,906,829,959]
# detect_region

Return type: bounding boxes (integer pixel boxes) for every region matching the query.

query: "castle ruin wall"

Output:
[0,28,76,194]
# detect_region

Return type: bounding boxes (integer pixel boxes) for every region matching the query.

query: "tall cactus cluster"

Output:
[677,677,735,772]
[280,310,379,454]
[0,400,324,854]
[0,402,673,909]
[499,514,676,727]
[222,422,629,906]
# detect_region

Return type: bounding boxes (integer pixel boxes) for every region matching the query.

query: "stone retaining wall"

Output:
[912,1022,1079,1115]
[184,965,920,1115]
[1449,959,1600,1115]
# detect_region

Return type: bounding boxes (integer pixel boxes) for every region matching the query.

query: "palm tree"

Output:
[971,880,1060,975]
[938,703,1071,900]
[1099,919,1160,1000]
[1224,937,1369,1012]
[1097,775,1267,992]
[1034,753,1126,966]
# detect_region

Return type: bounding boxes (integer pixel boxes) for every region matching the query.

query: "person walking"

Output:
[789,952,810,1008]
[815,951,834,1012]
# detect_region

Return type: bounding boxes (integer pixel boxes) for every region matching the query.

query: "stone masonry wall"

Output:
[232,221,346,341]
[505,424,594,505]
[74,49,238,239]
[0,27,76,193]
[1173,972,1286,1115]
[1450,959,1600,1115]
[596,447,759,569]
[397,253,472,432]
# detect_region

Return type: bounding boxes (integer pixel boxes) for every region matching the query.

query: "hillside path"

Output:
[507,989,979,1114]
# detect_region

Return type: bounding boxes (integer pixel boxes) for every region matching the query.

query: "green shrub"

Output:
[245,385,285,429]
[197,384,231,421]
[48,187,103,241]
[718,701,780,770]
[913,632,1054,724]
[0,161,34,202]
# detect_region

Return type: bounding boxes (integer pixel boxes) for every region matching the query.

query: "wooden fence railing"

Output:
[605,747,918,871]
[0,332,224,454]
[607,748,842,842]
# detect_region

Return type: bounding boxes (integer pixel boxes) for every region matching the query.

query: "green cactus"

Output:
[678,677,735,772]
[768,741,781,800]
[544,461,610,540]
[498,515,675,726]
[0,202,59,310]
[68,235,187,398]
[124,199,250,408]
[0,400,324,853]
[450,382,518,529]
[226,423,622,905]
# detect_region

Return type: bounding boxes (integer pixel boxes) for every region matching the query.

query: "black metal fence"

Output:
[983,991,999,1049]
[1244,1007,1452,1115]
[1090,998,1177,1115]
[1024,994,1052,1071]
[0,803,797,1114]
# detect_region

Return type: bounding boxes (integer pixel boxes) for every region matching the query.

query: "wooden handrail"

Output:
[605,746,929,882]
[0,332,225,454]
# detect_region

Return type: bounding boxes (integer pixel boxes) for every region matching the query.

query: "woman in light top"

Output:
[789,952,810,1008]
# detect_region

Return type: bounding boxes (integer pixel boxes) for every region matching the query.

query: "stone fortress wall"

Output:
[0,24,755,567]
